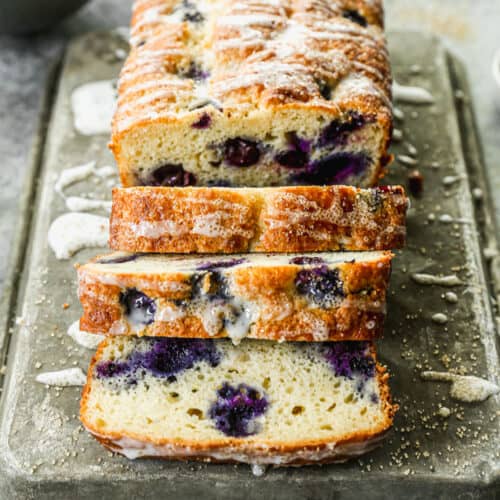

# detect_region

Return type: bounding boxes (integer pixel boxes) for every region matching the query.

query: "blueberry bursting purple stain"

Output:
[223,138,261,167]
[275,132,311,169]
[120,289,156,325]
[145,164,196,187]
[342,9,368,27]
[295,266,344,307]
[191,112,212,129]
[319,112,367,148]
[209,383,269,437]
[96,338,221,383]
[322,341,375,382]
[293,152,369,185]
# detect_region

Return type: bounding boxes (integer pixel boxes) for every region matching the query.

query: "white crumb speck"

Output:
[251,464,267,476]
[444,292,458,304]
[431,313,448,324]
[438,406,451,418]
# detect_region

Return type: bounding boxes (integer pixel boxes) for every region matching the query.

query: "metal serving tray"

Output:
[0,31,498,499]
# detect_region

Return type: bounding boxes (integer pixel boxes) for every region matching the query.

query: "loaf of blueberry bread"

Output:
[80,337,396,465]
[110,185,407,253]
[78,251,392,342]
[110,0,392,188]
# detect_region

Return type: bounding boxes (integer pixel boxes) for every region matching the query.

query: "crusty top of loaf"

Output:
[111,0,391,137]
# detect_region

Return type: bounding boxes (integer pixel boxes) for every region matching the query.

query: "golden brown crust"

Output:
[110,186,407,253]
[78,252,393,341]
[80,339,397,464]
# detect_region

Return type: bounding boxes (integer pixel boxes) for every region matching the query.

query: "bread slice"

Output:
[110,185,407,254]
[80,337,396,465]
[78,251,392,342]
[110,0,392,189]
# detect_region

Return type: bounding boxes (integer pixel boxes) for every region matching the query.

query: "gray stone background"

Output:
[0,0,499,291]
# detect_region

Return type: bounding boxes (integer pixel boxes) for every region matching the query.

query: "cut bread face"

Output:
[78,251,393,342]
[80,337,396,465]
[111,0,392,189]
[110,185,408,253]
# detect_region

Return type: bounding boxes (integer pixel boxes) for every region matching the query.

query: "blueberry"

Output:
[179,61,209,80]
[95,338,221,382]
[192,271,230,301]
[275,132,311,168]
[316,79,332,100]
[288,132,312,154]
[319,112,366,147]
[342,9,367,27]
[223,138,260,167]
[146,164,196,187]
[275,150,308,168]
[139,338,220,379]
[191,112,212,129]
[197,258,246,271]
[180,0,204,23]
[295,266,344,307]
[209,383,268,437]
[322,341,375,380]
[96,360,132,379]
[120,289,156,325]
[293,152,368,185]
[289,256,326,265]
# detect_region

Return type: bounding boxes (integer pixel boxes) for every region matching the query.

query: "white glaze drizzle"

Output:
[115,0,390,133]
[71,80,117,135]
[65,197,112,212]
[421,371,499,403]
[36,368,86,387]
[411,273,463,287]
[54,161,96,195]
[67,320,104,350]
[393,81,434,104]
[48,213,109,260]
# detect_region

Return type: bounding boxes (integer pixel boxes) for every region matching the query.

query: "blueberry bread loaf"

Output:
[78,251,392,342]
[110,0,392,188]
[111,185,407,253]
[80,337,396,465]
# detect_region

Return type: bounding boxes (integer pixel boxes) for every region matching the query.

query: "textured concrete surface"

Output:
[0,0,499,292]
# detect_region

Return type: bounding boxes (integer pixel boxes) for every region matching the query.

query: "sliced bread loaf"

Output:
[78,251,392,342]
[110,185,407,253]
[80,337,396,465]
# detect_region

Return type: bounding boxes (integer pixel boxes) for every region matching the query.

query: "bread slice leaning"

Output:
[80,337,397,466]
[110,186,408,254]
[77,251,393,342]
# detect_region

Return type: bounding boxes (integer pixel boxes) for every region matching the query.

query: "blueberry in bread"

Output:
[77,251,392,342]
[110,0,392,188]
[80,337,397,465]
[110,185,407,253]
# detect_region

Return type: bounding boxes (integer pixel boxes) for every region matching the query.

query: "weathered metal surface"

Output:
[0,31,498,499]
